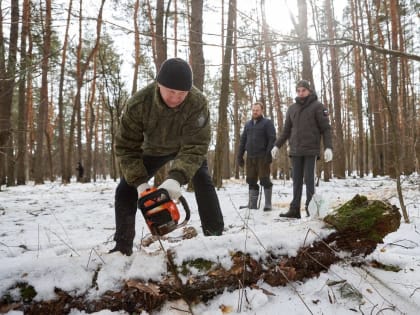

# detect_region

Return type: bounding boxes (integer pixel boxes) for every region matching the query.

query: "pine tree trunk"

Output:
[190,0,204,91]
[326,0,345,178]
[16,0,30,185]
[34,0,51,185]
[213,0,236,188]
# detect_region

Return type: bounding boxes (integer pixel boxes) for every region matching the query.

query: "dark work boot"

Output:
[249,189,259,209]
[111,213,136,256]
[108,241,133,256]
[279,207,301,219]
[263,187,272,211]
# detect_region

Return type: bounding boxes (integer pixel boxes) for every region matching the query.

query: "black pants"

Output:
[114,155,224,244]
[290,156,316,210]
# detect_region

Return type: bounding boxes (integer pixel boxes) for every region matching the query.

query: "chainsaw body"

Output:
[137,187,191,236]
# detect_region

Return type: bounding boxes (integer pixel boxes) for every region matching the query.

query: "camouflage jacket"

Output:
[115,82,211,187]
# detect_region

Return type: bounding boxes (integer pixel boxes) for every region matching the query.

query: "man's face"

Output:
[296,87,311,98]
[158,84,189,108]
[251,104,263,119]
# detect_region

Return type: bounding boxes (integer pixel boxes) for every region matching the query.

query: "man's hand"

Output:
[324,148,333,162]
[271,146,279,159]
[137,183,151,196]
[158,179,181,200]
[238,157,245,167]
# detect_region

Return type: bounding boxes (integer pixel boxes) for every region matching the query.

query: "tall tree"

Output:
[0,0,19,187]
[34,0,52,184]
[155,0,166,69]
[325,0,346,178]
[189,0,204,90]
[297,0,314,84]
[213,0,236,188]
[57,0,73,183]
[17,0,31,185]
[351,0,365,177]
[132,0,141,95]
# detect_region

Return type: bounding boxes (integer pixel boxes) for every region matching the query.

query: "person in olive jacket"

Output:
[110,58,224,256]
[238,102,276,211]
[271,80,333,218]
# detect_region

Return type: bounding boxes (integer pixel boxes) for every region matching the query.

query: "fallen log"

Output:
[2,194,402,314]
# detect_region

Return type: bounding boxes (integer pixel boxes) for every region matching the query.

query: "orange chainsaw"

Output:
[137,187,191,236]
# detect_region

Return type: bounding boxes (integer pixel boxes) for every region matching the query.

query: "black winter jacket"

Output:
[238,116,276,160]
[275,93,332,156]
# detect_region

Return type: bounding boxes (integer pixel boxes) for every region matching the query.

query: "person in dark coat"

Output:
[76,162,84,182]
[271,80,333,218]
[237,102,276,210]
[109,58,224,256]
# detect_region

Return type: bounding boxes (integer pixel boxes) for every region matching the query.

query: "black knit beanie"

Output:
[296,80,312,92]
[156,58,193,91]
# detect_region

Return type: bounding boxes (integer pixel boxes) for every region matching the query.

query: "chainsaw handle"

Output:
[137,188,171,211]
[137,188,191,225]
[178,195,191,224]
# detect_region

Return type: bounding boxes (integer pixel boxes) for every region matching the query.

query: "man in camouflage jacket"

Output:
[110,58,224,256]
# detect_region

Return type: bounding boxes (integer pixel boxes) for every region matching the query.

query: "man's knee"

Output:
[260,177,272,188]
[246,177,259,190]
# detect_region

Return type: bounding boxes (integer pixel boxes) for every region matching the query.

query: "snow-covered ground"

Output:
[1,175,420,315]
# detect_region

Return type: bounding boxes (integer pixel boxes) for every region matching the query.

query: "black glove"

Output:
[238,157,245,167]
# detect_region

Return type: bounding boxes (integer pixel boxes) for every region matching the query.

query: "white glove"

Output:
[271,146,279,159]
[137,183,151,196]
[158,179,181,200]
[324,148,333,162]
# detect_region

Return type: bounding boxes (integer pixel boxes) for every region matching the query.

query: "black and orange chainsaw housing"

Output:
[137,187,191,236]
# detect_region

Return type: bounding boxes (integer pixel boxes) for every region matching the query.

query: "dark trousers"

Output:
[245,157,272,190]
[290,156,316,210]
[114,155,224,244]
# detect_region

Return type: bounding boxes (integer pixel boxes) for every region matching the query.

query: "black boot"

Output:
[263,187,272,211]
[111,213,136,256]
[279,207,301,219]
[108,241,133,256]
[249,189,259,209]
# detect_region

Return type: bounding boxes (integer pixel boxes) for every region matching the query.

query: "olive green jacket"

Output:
[115,82,211,187]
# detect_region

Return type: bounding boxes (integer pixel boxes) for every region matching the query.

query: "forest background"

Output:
[0,0,419,194]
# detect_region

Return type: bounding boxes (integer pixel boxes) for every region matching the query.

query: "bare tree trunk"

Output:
[325,0,345,178]
[0,0,19,187]
[351,0,364,177]
[155,0,166,70]
[26,37,34,181]
[145,0,157,67]
[213,0,236,188]
[34,0,52,184]
[233,21,241,179]
[190,0,204,90]
[132,0,140,95]
[297,0,314,84]
[57,0,73,183]
[16,0,31,185]
[173,0,178,56]
[85,57,98,183]
[153,0,168,186]
[388,0,408,222]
